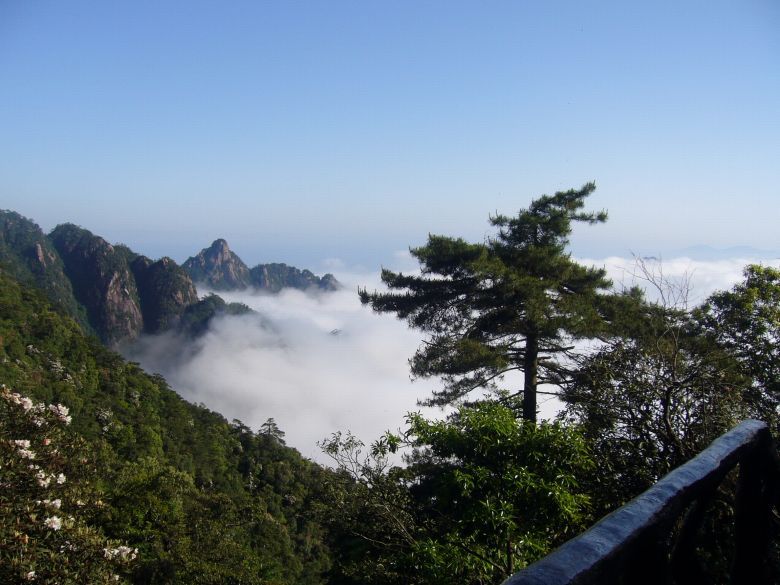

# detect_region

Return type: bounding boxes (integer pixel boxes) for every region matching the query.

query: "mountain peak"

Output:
[183,239,251,290]
[210,238,230,252]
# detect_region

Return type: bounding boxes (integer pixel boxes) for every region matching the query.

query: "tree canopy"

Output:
[360,183,613,421]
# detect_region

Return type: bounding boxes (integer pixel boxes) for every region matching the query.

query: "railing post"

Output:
[670,496,713,585]
[630,528,670,585]
[731,434,771,585]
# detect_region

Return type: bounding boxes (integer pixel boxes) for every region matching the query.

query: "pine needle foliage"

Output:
[360,183,613,421]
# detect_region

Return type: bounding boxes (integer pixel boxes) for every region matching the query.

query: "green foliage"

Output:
[404,404,592,582]
[360,184,613,421]
[0,210,91,332]
[321,404,592,584]
[695,264,780,421]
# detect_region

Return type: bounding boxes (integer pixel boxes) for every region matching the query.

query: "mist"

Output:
[123,256,779,462]
[125,269,443,462]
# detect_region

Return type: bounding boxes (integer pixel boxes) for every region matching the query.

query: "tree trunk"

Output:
[522,333,538,423]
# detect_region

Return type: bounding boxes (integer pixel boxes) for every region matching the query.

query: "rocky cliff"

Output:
[49,224,145,345]
[250,263,339,292]
[131,256,199,333]
[48,224,201,345]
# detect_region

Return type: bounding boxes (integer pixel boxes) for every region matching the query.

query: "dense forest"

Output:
[1,187,779,584]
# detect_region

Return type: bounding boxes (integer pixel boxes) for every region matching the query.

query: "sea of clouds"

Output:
[124,255,780,463]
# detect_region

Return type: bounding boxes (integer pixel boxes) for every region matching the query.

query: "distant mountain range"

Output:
[183,238,339,292]
[668,245,780,261]
[0,210,340,346]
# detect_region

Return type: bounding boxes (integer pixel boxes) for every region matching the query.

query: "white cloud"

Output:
[125,276,442,463]
[579,256,780,306]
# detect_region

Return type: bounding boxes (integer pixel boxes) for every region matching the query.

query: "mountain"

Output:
[669,245,780,261]
[49,224,200,345]
[50,223,145,345]
[131,255,199,334]
[181,238,251,290]
[2,211,338,346]
[250,263,340,292]
[184,238,340,292]
[0,210,91,332]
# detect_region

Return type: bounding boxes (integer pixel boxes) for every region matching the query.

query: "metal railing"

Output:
[501,419,779,585]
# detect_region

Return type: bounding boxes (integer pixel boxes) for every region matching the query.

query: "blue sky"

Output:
[1,1,778,270]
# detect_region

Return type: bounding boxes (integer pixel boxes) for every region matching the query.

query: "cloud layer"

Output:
[125,271,441,462]
[123,256,779,462]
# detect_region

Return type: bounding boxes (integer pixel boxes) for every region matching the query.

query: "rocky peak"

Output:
[182,239,251,290]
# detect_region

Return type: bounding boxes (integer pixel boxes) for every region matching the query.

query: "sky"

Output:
[1,1,779,271]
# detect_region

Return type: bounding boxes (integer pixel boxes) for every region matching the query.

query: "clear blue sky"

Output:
[1,1,778,269]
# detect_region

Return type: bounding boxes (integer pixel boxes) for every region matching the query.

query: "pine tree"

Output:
[360,183,613,421]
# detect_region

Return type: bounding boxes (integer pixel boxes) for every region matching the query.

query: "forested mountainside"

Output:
[0,268,335,584]
[0,211,91,333]
[183,238,340,292]
[0,211,338,346]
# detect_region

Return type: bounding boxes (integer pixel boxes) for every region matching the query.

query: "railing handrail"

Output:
[501,419,778,585]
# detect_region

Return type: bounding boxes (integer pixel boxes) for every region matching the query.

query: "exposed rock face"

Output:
[0,211,89,330]
[184,238,340,292]
[50,224,144,346]
[182,239,251,290]
[131,256,199,334]
[250,263,340,293]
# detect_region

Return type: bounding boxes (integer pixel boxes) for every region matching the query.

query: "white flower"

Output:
[25,570,36,581]
[44,516,62,530]
[40,498,61,510]
[35,470,51,488]
[49,403,71,424]
[104,545,138,562]
[12,439,34,457]
[20,397,33,411]
[56,473,66,485]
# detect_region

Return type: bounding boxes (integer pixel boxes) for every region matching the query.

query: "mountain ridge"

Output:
[183,238,340,292]
[1,210,339,347]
